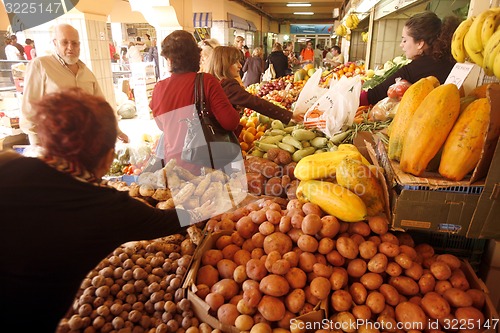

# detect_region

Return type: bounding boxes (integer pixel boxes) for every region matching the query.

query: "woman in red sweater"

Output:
[149,31,240,172]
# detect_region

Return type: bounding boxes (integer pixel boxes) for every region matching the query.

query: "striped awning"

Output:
[228,13,249,30]
[247,20,257,32]
[193,12,212,28]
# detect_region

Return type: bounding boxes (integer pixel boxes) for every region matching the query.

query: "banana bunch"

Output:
[345,13,360,30]
[335,24,348,37]
[361,31,369,43]
[451,8,500,78]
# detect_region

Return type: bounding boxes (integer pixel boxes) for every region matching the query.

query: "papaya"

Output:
[296,180,367,222]
[439,98,490,181]
[293,150,362,180]
[388,76,440,161]
[336,158,385,216]
[400,84,461,176]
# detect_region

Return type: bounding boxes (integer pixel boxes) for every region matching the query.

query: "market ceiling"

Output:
[229,0,346,24]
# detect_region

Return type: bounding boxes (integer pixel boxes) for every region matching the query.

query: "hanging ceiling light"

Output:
[294,12,314,15]
[287,3,312,7]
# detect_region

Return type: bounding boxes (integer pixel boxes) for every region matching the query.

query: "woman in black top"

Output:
[361,12,460,106]
[265,42,290,78]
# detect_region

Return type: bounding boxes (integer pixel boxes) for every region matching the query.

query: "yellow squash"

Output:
[388,76,440,161]
[296,180,367,222]
[294,150,362,180]
[337,144,371,165]
[336,157,385,216]
[400,84,461,176]
[439,98,490,181]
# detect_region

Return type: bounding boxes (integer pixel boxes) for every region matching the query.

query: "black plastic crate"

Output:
[405,230,487,272]
[398,184,484,195]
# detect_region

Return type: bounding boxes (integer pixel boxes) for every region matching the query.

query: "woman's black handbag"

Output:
[181,73,242,169]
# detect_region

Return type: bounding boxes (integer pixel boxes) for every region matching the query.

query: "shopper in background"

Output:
[266,42,290,78]
[10,34,26,59]
[4,37,23,60]
[299,41,314,64]
[21,23,129,145]
[324,45,344,68]
[314,44,323,68]
[150,31,240,172]
[323,46,330,59]
[24,39,37,60]
[147,37,160,80]
[127,41,143,63]
[243,45,251,59]
[207,46,298,124]
[283,41,300,71]
[360,11,460,106]
[0,88,214,333]
[199,38,220,73]
[242,46,264,87]
[233,35,246,77]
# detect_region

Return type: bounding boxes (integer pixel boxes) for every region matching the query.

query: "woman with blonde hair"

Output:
[207,46,298,123]
[266,42,289,78]
[242,46,264,87]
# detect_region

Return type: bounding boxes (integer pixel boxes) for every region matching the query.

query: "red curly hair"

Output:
[32,88,118,172]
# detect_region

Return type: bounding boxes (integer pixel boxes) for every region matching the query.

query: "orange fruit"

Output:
[243,131,255,144]
[257,124,267,132]
[240,141,249,151]
[239,118,247,126]
[246,127,257,136]
[255,131,265,140]
[245,121,256,128]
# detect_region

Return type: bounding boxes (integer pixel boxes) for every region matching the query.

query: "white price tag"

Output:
[444,62,475,88]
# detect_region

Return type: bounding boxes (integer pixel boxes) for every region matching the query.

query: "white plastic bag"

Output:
[292,69,328,117]
[306,75,362,138]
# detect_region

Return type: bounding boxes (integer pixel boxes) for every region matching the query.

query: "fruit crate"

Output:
[407,229,487,272]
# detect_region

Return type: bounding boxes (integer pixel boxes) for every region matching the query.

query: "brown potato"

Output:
[348,221,371,237]
[377,314,398,333]
[395,302,427,331]
[347,258,367,278]
[257,296,286,322]
[297,234,319,253]
[336,311,357,333]
[265,251,281,272]
[421,292,451,319]
[365,291,386,314]
[449,269,470,291]
[327,250,346,266]
[368,253,388,273]
[454,307,485,329]
[399,245,418,261]
[405,262,424,281]
[319,215,341,238]
[298,252,316,272]
[205,292,225,312]
[243,288,262,308]
[236,216,258,239]
[216,235,233,250]
[301,214,323,235]
[233,249,252,266]
[197,265,219,288]
[263,232,293,255]
[349,282,368,305]
[389,276,419,296]
[418,273,436,294]
[310,276,331,300]
[283,251,299,268]
[302,202,322,216]
[271,259,291,275]
[217,303,239,326]
[337,236,359,259]
[233,265,248,284]
[466,289,486,309]
[313,263,333,278]
[415,243,435,259]
[368,215,389,235]
[211,279,239,301]
[360,272,384,290]
[331,289,353,312]
[442,288,473,308]
[436,254,461,270]
[359,241,378,260]
[351,233,366,246]
[430,261,452,281]
[304,286,320,305]
[217,259,238,279]
[318,238,335,255]
[246,258,267,281]
[285,289,306,313]
[330,267,349,290]
[259,274,290,297]
[378,242,400,257]
[285,267,307,289]
[434,280,453,295]
[380,232,399,245]
[201,249,223,266]
[395,253,413,269]
[379,283,400,306]
[396,232,415,247]
[352,305,372,320]
[279,215,292,234]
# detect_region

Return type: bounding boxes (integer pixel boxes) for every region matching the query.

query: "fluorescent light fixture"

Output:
[287,3,311,7]
[303,30,315,33]
[294,12,314,15]
[356,0,381,12]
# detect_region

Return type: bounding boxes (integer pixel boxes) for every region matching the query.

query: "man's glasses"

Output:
[56,39,80,47]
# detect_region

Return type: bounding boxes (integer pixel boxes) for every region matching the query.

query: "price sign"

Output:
[444,62,475,88]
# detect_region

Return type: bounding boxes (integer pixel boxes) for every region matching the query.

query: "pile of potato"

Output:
[195,199,489,333]
[56,231,223,333]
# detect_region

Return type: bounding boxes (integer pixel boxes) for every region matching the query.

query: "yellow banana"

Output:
[483,29,500,75]
[352,14,359,26]
[451,17,474,63]
[464,30,484,67]
[481,11,500,48]
[466,10,493,54]
[494,49,500,79]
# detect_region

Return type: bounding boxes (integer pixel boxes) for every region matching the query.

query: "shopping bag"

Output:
[306,75,362,138]
[262,63,276,82]
[293,69,328,118]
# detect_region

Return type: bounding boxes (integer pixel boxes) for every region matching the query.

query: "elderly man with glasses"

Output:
[21,23,128,145]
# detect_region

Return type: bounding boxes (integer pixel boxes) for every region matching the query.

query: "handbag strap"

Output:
[194,72,206,117]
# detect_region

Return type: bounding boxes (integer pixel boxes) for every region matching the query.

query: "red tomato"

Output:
[387,86,398,99]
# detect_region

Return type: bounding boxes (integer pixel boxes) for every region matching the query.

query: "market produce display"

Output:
[451,8,500,78]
